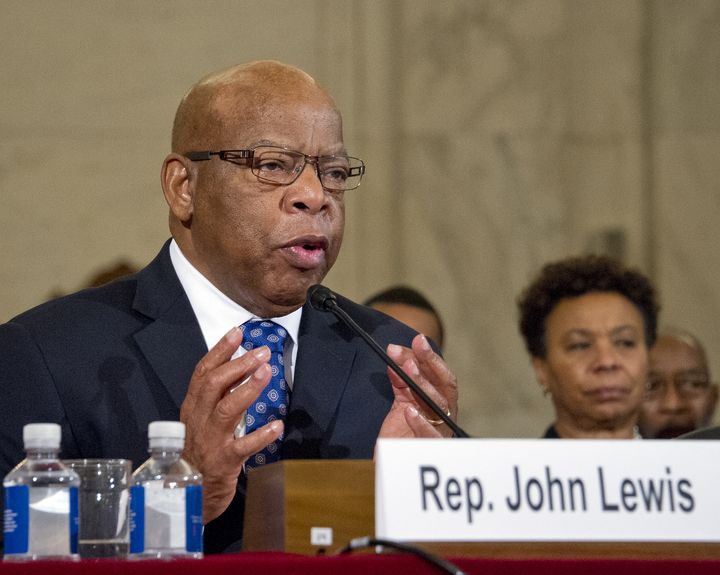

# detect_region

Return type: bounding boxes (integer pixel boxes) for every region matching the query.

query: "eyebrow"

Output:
[610,325,641,336]
[671,369,709,377]
[247,140,348,156]
[564,325,640,338]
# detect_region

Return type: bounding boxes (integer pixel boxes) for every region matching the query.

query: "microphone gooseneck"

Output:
[308,284,469,438]
[307,283,337,311]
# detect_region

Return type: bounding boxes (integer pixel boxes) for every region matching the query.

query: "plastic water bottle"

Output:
[3,423,80,561]
[129,421,203,559]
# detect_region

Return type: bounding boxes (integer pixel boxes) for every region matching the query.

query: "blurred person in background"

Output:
[364,285,445,352]
[517,255,660,439]
[47,259,139,300]
[639,326,717,439]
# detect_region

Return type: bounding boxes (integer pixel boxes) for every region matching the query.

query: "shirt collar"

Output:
[168,239,302,352]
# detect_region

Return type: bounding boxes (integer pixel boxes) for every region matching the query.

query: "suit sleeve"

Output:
[0,321,75,477]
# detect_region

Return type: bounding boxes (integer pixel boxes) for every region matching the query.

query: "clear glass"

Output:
[64,459,131,559]
[129,447,203,559]
[3,448,80,561]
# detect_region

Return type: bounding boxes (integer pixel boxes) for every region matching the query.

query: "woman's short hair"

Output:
[517,255,660,358]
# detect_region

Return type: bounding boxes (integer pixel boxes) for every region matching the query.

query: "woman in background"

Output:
[517,255,660,439]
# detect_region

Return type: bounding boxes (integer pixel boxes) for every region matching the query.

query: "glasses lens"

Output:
[250,147,364,190]
[251,148,303,184]
[319,156,364,191]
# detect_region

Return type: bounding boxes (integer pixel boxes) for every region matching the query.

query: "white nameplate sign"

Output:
[375,438,720,542]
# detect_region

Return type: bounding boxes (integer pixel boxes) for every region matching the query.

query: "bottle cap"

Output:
[148,420,185,449]
[23,423,61,449]
[148,421,185,439]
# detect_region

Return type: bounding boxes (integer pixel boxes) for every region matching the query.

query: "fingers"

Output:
[385,336,458,439]
[386,350,451,410]
[201,420,285,523]
[182,329,272,433]
[231,419,284,461]
[388,336,458,414]
[188,330,269,403]
[386,342,414,370]
[411,334,458,407]
[214,363,270,426]
[180,327,280,522]
[376,401,446,441]
[387,356,449,413]
[182,327,242,415]
[404,406,443,438]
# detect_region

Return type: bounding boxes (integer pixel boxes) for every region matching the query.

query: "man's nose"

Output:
[284,161,328,213]
[658,382,686,413]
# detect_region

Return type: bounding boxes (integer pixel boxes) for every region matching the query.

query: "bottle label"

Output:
[3,485,77,556]
[4,485,29,554]
[129,485,145,553]
[185,485,203,553]
[69,486,79,554]
[130,482,203,553]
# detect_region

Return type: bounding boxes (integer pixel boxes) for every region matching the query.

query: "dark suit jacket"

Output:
[0,241,422,552]
[677,426,720,440]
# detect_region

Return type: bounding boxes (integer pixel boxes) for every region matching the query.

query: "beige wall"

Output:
[2,0,719,437]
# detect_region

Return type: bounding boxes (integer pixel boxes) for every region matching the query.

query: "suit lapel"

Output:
[128,245,362,449]
[285,301,356,455]
[131,242,207,409]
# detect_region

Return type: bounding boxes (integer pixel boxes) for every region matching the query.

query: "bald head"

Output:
[171,60,340,154]
[656,327,709,367]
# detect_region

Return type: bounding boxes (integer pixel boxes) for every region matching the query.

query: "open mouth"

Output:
[299,240,325,251]
[282,237,329,269]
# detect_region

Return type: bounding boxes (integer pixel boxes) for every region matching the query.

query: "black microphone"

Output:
[307,284,469,438]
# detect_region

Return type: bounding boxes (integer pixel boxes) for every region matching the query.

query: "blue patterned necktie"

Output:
[241,319,289,468]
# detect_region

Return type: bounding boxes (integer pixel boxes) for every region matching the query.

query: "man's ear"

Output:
[161,153,194,223]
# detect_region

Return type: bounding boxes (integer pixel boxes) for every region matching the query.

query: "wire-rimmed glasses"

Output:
[185,146,365,192]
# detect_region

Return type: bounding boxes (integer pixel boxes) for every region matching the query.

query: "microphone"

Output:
[307,284,469,438]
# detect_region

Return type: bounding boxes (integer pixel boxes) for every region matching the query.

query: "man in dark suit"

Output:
[0,61,458,552]
[679,426,720,439]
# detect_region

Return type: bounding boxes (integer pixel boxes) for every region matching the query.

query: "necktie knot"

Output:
[241,320,288,353]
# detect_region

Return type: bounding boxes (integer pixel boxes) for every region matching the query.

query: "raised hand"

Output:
[179,327,284,522]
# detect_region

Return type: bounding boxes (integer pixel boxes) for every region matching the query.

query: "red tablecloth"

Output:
[1,552,718,575]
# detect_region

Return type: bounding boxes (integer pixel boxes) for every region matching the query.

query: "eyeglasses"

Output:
[184,146,365,192]
[645,371,713,399]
